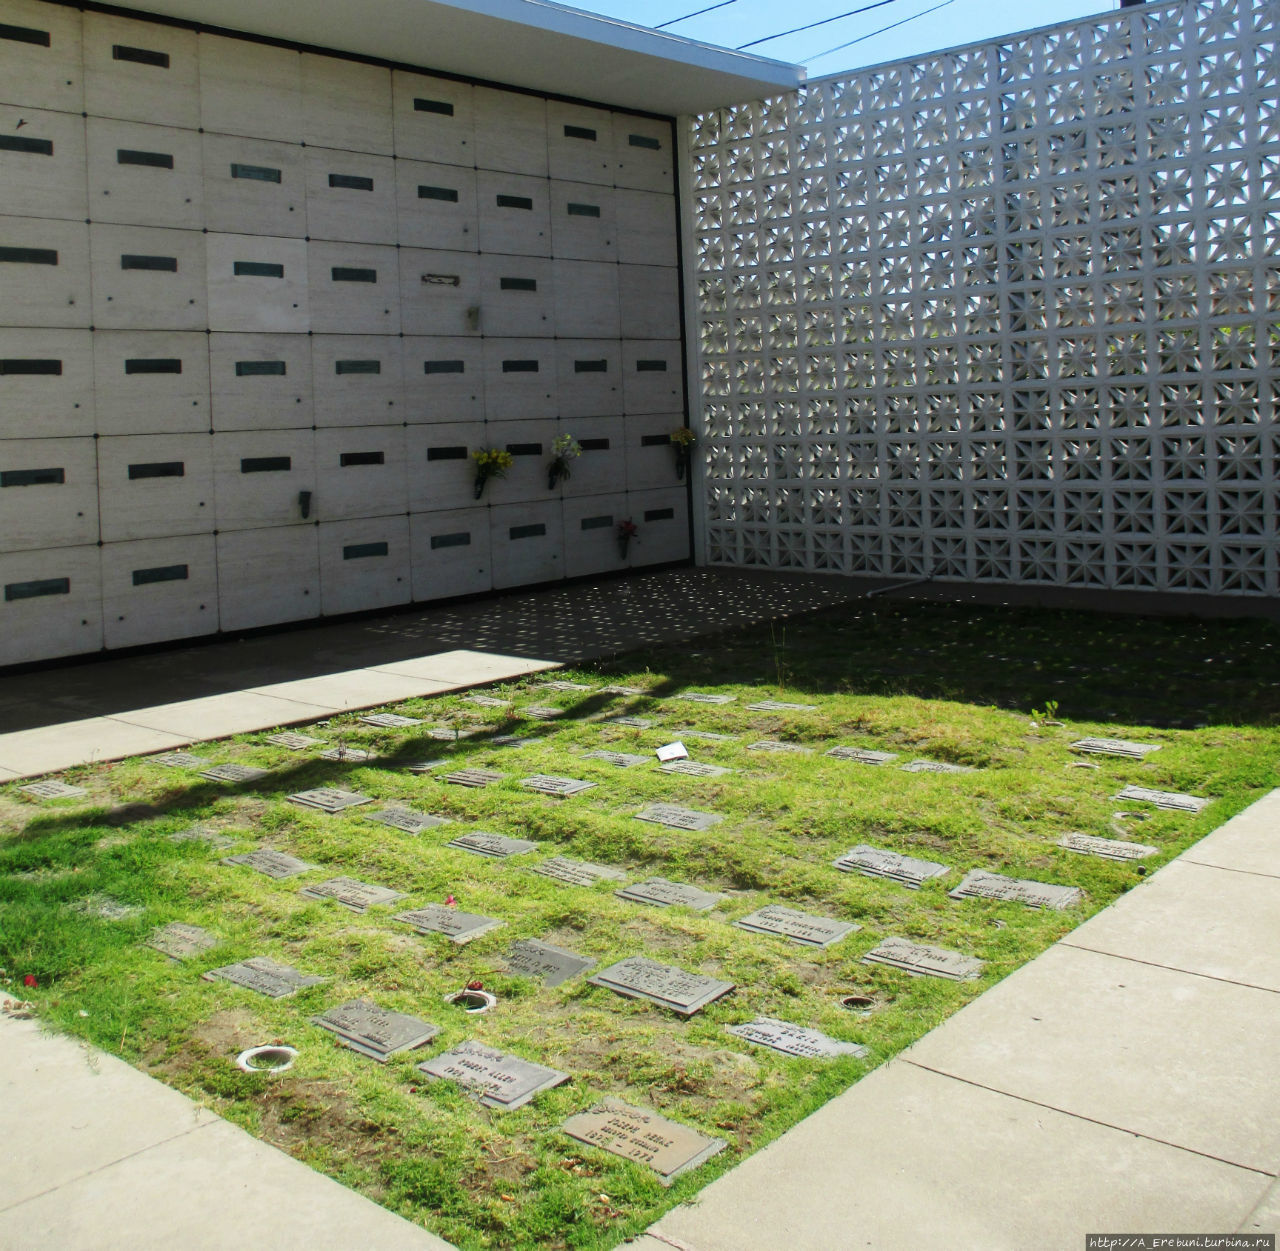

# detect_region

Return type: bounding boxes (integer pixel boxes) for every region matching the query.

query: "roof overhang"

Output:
[115,0,805,115]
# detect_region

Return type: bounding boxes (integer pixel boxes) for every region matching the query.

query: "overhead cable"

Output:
[805,0,956,61]
[736,0,902,50]
[655,0,740,28]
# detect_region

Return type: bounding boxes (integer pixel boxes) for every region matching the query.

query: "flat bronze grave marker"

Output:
[20,780,87,799]
[364,806,452,834]
[602,685,647,696]
[170,824,234,850]
[200,764,268,784]
[523,706,566,721]
[949,869,1082,910]
[861,936,984,981]
[521,775,595,797]
[582,751,650,768]
[71,895,142,921]
[536,680,593,692]
[615,877,726,911]
[504,938,596,986]
[393,904,503,944]
[203,956,325,998]
[154,751,210,768]
[825,746,898,765]
[589,957,734,1015]
[319,746,374,762]
[401,758,447,773]
[677,692,735,704]
[147,922,217,960]
[426,727,481,741]
[733,904,858,948]
[447,831,538,859]
[607,716,655,729]
[747,700,817,712]
[417,1040,569,1110]
[634,803,724,831]
[726,1017,868,1059]
[441,768,505,788]
[1115,784,1210,813]
[467,694,511,708]
[531,856,628,886]
[1070,737,1161,759]
[287,787,373,814]
[747,740,813,754]
[833,845,951,888]
[1058,831,1159,861]
[901,759,976,774]
[299,876,406,912]
[681,730,735,742]
[491,734,536,748]
[359,712,424,728]
[311,999,438,1061]
[265,733,323,750]
[659,760,733,778]
[221,849,318,879]
[561,1099,725,1185]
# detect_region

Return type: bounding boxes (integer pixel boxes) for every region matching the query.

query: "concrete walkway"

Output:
[642,789,1280,1251]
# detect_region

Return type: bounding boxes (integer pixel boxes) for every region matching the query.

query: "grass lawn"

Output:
[2,598,1277,1249]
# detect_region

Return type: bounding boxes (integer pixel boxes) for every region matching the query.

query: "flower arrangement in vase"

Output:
[546,434,581,491]
[616,517,638,560]
[670,426,696,480]
[471,447,514,500]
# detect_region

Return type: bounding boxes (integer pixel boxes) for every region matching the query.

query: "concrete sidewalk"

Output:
[642,789,1280,1251]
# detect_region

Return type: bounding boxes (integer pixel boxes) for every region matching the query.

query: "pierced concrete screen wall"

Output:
[688,0,1279,596]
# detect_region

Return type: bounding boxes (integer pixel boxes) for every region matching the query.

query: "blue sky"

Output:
[571,0,1122,77]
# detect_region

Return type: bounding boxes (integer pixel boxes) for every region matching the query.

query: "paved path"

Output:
[641,789,1280,1251]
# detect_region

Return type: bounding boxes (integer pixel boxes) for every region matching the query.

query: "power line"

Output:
[736,0,903,50]
[654,0,740,28]
[805,0,956,61]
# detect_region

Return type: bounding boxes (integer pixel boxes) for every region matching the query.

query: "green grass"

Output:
[2,598,1277,1249]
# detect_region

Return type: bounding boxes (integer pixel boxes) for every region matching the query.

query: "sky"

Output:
[566,0,1123,78]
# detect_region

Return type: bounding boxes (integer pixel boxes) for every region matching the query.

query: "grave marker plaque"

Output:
[833,845,951,888]
[532,856,627,886]
[171,825,235,850]
[659,760,732,778]
[1070,737,1161,759]
[681,730,734,742]
[521,775,595,797]
[602,685,647,696]
[607,716,654,729]
[523,705,566,721]
[949,869,1082,910]
[20,780,87,799]
[402,758,447,773]
[491,735,536,748]
[147,922,217,960]
[634,803,724,831]
[426,727,481,741]
[203,955,325,998]
[537,680,593,692]
[221,849,318,879]
[287,787,373,813]
[900,759,976,774]
[582,751,649,768]
[825,746,898,765]
[1115,784,1210,813]
[467,694,511,708]
[441,768,504,788]
[748,740,813,754]
[299,876,406,912]
[504,938,596,987]
[447,831,538,858]
[71,895,142,921]
[561,1099,725,1185]
[861,936,984,981]
[393,904,503,944]
[311,999,438,1061]
[154,751,210,768]
[726,1017,868,1059]
[417,1040,569,1110]
[360,712,424,728]
[265,733,323,750]
[746,700,817,712]
[615,877,726,911]
[588,957,734,1015]
[319,746,374,762]
[200,764,268,784]
[733,905,858,948]
[365,806,451,834]
[677,692,735,704]
[1058,831,1159,861]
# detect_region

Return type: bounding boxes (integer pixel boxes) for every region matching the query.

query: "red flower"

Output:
[22,974,37,988]
[466,980,484,991]
[444,894,457,906]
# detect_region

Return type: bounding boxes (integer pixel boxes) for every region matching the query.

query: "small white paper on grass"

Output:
[656,742,689,762]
